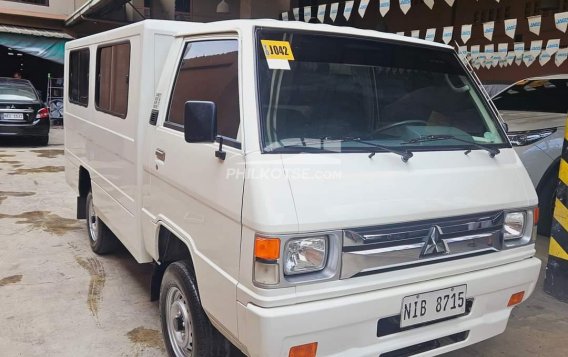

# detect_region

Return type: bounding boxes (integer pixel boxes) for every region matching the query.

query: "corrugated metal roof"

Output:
[0,25,73,39]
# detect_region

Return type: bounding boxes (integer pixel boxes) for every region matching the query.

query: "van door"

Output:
[144,37,244,336]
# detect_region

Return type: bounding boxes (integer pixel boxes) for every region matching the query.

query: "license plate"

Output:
[2,113,24,120]
[400,285,467,328]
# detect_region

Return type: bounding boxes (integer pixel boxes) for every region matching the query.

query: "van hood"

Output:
[500,110,566,132]
[279,149,536,232]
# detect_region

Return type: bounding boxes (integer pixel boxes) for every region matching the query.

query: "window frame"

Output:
[95,40,131,119]
[5,0,49,6]
[68,48,90,108]
[164,34,242,149]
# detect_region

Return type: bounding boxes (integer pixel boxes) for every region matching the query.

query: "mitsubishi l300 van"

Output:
[64,20,541,357]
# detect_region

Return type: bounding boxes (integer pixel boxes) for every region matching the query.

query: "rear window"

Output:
[0,83,38,101]
[493,79,568,114]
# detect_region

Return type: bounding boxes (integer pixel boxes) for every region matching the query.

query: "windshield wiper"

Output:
[403,134,501,158]
[328,137,414,162]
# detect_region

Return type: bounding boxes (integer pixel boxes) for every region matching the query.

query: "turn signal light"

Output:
[289,342,318,357]
[508,291,525,307]
[533,207,539,225]
[36,107,49,119]
[254,236,280,261]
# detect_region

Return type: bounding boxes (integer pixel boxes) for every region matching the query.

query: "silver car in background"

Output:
[492,75,567,235]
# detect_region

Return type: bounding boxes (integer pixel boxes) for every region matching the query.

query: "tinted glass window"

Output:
[0,82,37,101]
[167,40,240,140]
[256,29,506,153]
[96,42,131,118]
[493,79,568,114]
[69,49,89,106]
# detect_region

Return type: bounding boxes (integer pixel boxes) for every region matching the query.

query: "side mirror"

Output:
[184,101,217,143]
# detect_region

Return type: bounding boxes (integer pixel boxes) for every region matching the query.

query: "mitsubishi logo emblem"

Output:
[420,225,450,258]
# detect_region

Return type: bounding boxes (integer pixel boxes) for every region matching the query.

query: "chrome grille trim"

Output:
[340,211,504,279]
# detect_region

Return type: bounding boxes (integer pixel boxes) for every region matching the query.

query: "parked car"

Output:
[65,20,540,357]
[492,75,568,236]
[0,77,50,146]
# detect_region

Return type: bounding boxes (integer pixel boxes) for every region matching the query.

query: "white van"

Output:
[64,20,541,357]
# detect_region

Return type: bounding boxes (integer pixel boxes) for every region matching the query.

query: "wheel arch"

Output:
[536,157,561,196]
[150,224,197,301]
[76,166,91,219]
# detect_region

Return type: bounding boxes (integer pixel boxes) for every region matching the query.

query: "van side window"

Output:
[95,42,131,118]
[167,39,240,141]
[69,49,90,106]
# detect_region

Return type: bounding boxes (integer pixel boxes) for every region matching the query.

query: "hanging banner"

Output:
[498,43,508,60]
[281,12,289,21]
[411,30,420,38]
[470,45,481,60]
[523,52,536,67]
[530,40,543,57]
[442,26,453,44]
[556,48,568,67]
[445,0,455,6]
[506,52,516,66]
[528,15,542,35]
[330,3,339,22]
[515,56,522,66]
[379,0,390,16]
[540,52,552,66]
[396,31,405,36]
[344,1,354,20]
[546,39,561,55]
[424,0,434,9]
[504,18,517,39]
[399,0,411,15]
[317,4,326,22]
[461,24,472,44]
[293,8,299,20]
[483,21,495,41]
[304,6,311,22]
[484,44,494,69]
[555,12,568,33]
[514,42,525,59]
[458,46,468,61]
[425,28,436,41]
[358,0,370,18]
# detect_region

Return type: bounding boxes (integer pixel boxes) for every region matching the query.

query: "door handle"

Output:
[155,149,166,162]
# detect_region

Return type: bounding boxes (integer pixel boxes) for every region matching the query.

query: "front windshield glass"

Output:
[256,29,507,153]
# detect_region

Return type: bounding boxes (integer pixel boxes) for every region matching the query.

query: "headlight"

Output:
[507,128,556,146]
[503,212,526,240]
[284,237,328,275]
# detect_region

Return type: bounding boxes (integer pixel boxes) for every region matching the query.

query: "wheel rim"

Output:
[87,196,98,242]
[166,286,193,357]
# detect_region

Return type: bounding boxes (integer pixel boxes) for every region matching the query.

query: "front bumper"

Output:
[0,119,50,137]
[237,257,541,357]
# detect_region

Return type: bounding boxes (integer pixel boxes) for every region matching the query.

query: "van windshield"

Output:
[256,29,507,153]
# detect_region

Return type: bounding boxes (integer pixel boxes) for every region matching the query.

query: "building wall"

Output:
[0,0,84,19]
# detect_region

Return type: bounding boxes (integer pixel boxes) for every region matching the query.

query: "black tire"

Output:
[33,136,49,146]
[160,261,227,357]
[538,174,558,237]
[85,191,116,254]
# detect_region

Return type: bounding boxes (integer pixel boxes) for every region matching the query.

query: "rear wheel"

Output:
[85,191,116,254]
[160,261,227,357]
[34,136,49,146]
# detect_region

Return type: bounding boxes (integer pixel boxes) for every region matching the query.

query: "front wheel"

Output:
[85,191,116,254]
[160,261,227,357]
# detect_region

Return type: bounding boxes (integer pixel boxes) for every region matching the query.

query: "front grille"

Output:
[341,211,504,278]
[379,331,469,357]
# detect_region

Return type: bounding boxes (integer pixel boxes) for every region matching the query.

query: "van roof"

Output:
[66,19,452,51]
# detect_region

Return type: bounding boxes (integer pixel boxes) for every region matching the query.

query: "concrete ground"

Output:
[0,127,565,357]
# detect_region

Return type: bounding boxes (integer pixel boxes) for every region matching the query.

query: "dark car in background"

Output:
[0,77,50,146]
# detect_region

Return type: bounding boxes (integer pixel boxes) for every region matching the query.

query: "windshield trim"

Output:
[253,27,511,155]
